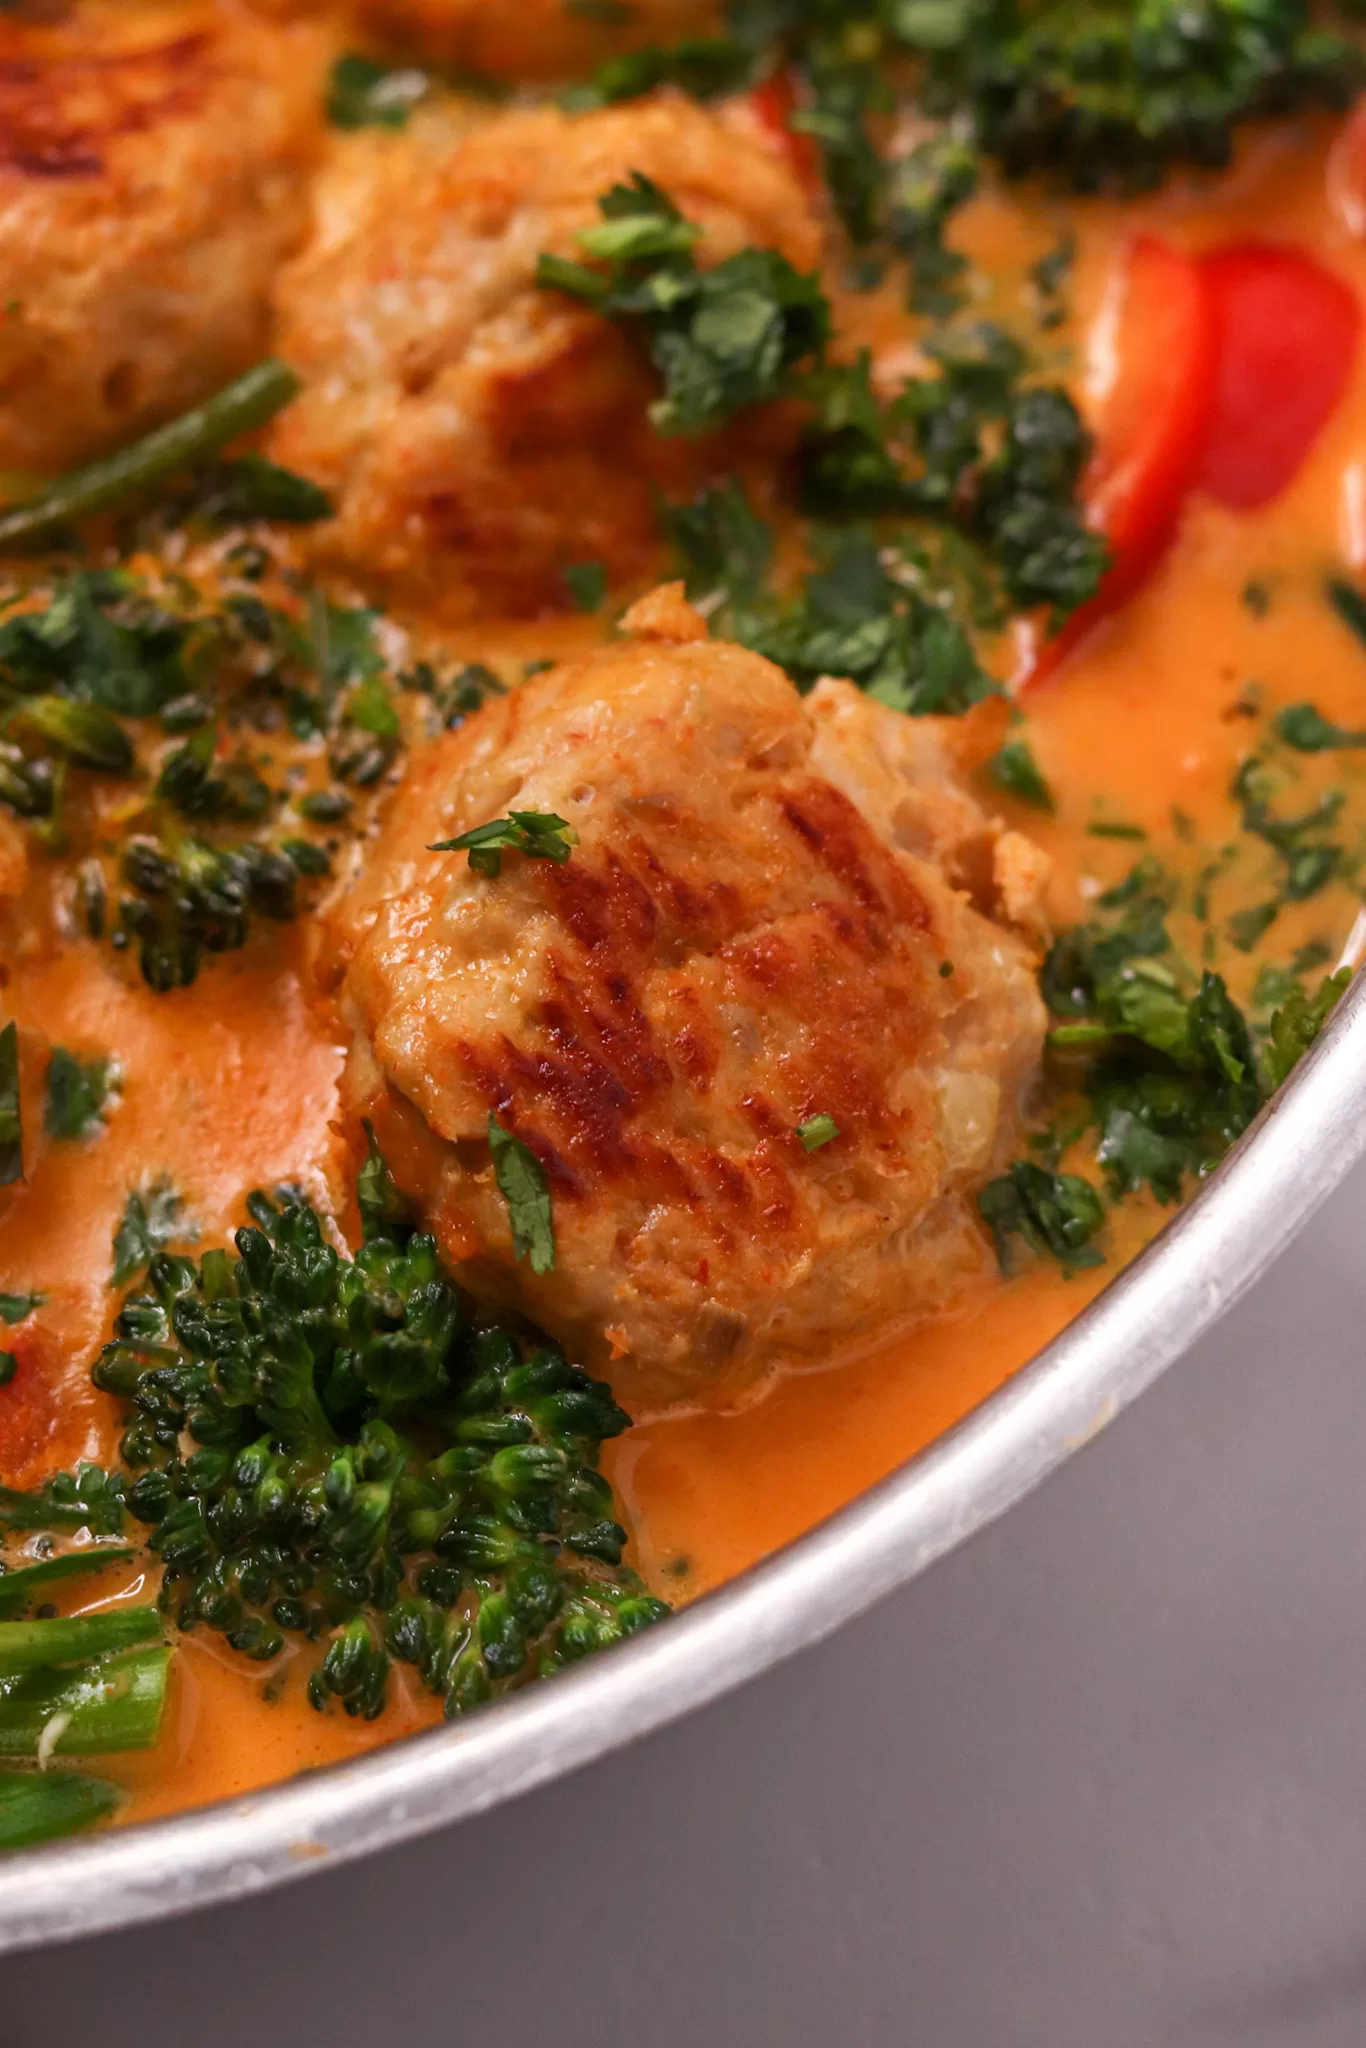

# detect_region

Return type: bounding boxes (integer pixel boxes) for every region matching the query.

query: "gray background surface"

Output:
[5,1159,1366,2046]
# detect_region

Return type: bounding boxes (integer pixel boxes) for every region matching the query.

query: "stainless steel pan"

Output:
[3,968,1365,1954]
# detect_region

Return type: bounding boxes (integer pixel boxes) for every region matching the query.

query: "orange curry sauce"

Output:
[5,117,1366,1823]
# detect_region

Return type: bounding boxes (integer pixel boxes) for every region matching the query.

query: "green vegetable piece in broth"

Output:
[488,1114,556,1275]
[796,1113,840,1150]
[110,1179,189,1288]
[45,1047,116,1142]
[0,361,304,552]
[0,1770,121,1850]
[430,810,578,877]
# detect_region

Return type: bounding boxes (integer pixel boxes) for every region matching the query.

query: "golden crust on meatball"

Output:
[321,593,1047,1412]
[267,94,823,619]
[0,2,329,474]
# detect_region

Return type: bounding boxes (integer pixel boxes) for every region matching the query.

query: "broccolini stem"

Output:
[0,1769,121,1849]
[0,360,303,552]
[0,1609,160,1676]
[0,1548,135,1620]
[0,1646,170,1757]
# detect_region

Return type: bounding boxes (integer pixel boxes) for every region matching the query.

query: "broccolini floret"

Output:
[905,0,1364,193]
[7,1154,668,1723]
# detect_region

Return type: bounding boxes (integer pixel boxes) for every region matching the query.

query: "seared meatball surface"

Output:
[323,589,1047,1412]
[0,2,328,474]
[268,94,822,618]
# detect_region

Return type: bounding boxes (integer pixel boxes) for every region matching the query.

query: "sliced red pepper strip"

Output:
[1193,241,1360,511]
[1025,233,1217,685]
[741,69,821,192]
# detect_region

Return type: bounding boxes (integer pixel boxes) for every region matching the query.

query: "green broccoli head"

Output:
[909,0,1364,190]
[74,1180,666,1719]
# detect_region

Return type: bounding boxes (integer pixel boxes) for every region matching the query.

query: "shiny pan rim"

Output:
[2,970,1365,1953]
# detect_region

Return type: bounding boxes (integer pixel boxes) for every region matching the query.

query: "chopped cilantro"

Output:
[1262,967,1352,1091]
[110,1179,189,1289]
[1231,758,1343,903]
[356,1119,414,1245]
[194,455,332,526]
[1326,575,1366,651]
[1225,901,1278,953]
[1029,230,1076,328]
[665,491,997,714]
[1275,702,1366,752]
[796,1113,840,1150]
[563,561,607,612]
[990,736,1054,811]
[44,1048,116,1142]
[561,35,752,110]
[1087,820,1147,840]
[487,1115,555,1275]
[799,329,1107,624]
[888,135,978,315]
[795,42,891,246]
[430,810,579,877]
[977,1161,1105,1273]
[0,1353,15,1388]
[327,53,430,130]
[537,174,829,437]
[0,1293,43,1325]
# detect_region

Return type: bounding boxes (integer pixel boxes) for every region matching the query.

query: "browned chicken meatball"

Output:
[0,2,329,475]
[268,94,823,618]
[321,588,1048,1413]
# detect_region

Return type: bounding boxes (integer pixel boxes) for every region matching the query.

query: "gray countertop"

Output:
[6,1158,1366,2047]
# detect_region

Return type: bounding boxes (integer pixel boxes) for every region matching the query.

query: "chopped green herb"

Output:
[1241,576,1272,617]
[430,809,579,877]
[44,1048,116,1142]
[110,1179,188,1289]
[887,134,978,316]
[1275,702,1366,752]
[1326,575,1366,651]
[563,560,607,612]
[1231,757,1343,903]
[990,736,1054,811]
[1086,820,1147,841]
[796,1113,840,1150]
[537,173,829,437]
[0,1353,15,1387]
[977,1161,1105,1273]
[561,34,752,110]
[327,52,430,130]
[0,1293,42,1325]
[193,454,332,526]
[487,1115,556,1275]
[1263,967,1352,1091]
[1029,229,1076,327]
[1226,901,1278,952]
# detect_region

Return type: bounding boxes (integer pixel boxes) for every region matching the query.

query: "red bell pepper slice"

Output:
[1026,233,1217,684]
[741,70,820,192]
[1193,241,1360,510]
